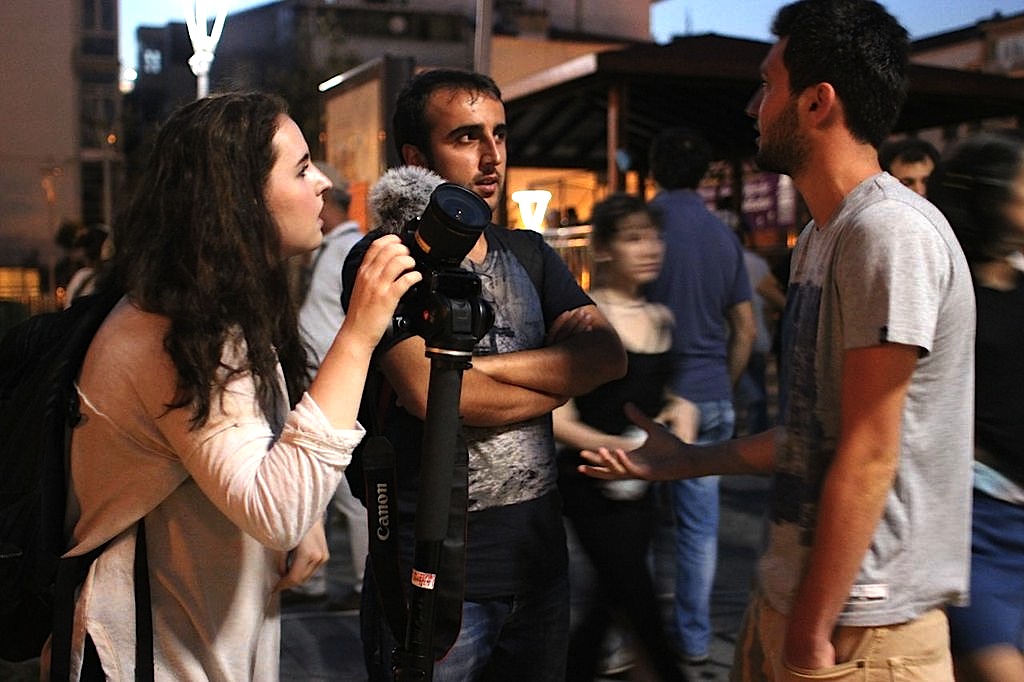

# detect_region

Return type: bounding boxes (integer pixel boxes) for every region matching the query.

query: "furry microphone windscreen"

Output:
[369,166,446,234]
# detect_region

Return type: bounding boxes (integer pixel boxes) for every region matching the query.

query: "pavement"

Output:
[280,474,771,682]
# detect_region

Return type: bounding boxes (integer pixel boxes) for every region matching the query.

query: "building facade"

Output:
[898,10,1024,152]
[0,0,121,277]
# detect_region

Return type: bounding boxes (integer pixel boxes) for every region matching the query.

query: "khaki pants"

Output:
[731,593,953,681]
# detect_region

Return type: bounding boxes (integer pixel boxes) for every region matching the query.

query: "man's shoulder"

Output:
[659,200,744,267]
[484,223,544,249]
[484,224,548,283]
[841,175,954,242]
[656,191,733,229]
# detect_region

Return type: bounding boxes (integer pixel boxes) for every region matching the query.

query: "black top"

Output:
[974,270,1024,487]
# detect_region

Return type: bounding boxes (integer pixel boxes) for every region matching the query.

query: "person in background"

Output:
[285,164,368,613]
[580,1,975,680]
[63,224,111,308]
[647,126,756,666]
[554,192,695,682]
[929,131,1024,682]
[878,136,940,197]
[55,91,420,680]
[713,197,786,436]
[342,68,626,681]
[735,237,786,436]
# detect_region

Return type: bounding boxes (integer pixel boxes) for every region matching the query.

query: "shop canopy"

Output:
[503,34,1024,184]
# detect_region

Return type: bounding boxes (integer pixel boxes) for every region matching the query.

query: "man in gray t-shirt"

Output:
[760,173,973,624]
[577,2,974,679]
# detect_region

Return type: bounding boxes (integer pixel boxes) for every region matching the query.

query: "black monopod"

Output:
[391,184,493,681]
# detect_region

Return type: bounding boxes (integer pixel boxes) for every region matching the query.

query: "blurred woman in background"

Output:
[930,131,1024,682]
[555,192,694,681]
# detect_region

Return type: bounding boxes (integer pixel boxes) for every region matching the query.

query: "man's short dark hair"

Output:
[649,127,713,190]
[878,137,940,171]
[392,69,503,161]
[772,0,909,148]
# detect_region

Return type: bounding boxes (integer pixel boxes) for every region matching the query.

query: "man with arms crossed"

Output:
[581,1,974,679]
[345,69,626,681]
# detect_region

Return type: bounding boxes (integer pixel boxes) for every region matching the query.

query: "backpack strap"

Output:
[50,519,153,682]
[44,289,155,681]
[50,545,106,681]
[134,519,154,682]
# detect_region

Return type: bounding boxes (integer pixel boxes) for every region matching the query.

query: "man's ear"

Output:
[401,144,428,168]
[806,83,837,121]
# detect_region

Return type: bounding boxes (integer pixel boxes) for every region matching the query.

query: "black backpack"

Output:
[0,288,153,680]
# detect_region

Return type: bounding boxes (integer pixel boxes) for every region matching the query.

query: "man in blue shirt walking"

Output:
[647,127,756,665]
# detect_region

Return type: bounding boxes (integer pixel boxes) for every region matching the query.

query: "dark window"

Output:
[80,94,117,149]
[82,0,116,31]
[80,161,104,225]
[81,36,117,56]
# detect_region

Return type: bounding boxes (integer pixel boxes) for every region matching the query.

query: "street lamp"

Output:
[183,0,228,99]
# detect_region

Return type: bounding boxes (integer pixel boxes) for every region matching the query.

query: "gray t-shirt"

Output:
[759,172,975,626]
[298,221,362,369]
[462,246,557,510]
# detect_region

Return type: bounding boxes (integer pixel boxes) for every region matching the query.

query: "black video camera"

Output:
[394,183,495,353]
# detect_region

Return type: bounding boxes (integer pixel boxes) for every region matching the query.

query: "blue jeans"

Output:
[361,564,570,681]
[947,490,1024,653]
[670,399,734,658]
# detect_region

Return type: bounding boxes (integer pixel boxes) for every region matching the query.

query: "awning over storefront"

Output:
[503,34,1024,185]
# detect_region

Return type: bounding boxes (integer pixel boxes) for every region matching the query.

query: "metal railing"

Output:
[540,224,592,290]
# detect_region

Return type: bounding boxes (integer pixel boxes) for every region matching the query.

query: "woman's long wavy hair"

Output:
[110,91,309,431]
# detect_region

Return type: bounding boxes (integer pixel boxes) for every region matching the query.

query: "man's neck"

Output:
[467,231,488,264]
[794,143,881,227]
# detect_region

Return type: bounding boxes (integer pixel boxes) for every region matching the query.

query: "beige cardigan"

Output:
[59,298,362,681]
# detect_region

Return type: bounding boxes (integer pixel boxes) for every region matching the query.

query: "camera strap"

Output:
[362,378,468,660]
[362,433,407,641]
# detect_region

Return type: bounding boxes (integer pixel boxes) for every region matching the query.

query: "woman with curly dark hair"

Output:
[54,91,420,680]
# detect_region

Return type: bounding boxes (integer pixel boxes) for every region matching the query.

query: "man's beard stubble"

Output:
[754,98,809,178]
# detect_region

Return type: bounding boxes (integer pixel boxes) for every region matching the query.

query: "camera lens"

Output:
[434,184,491,228]
[414,183,492,266]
